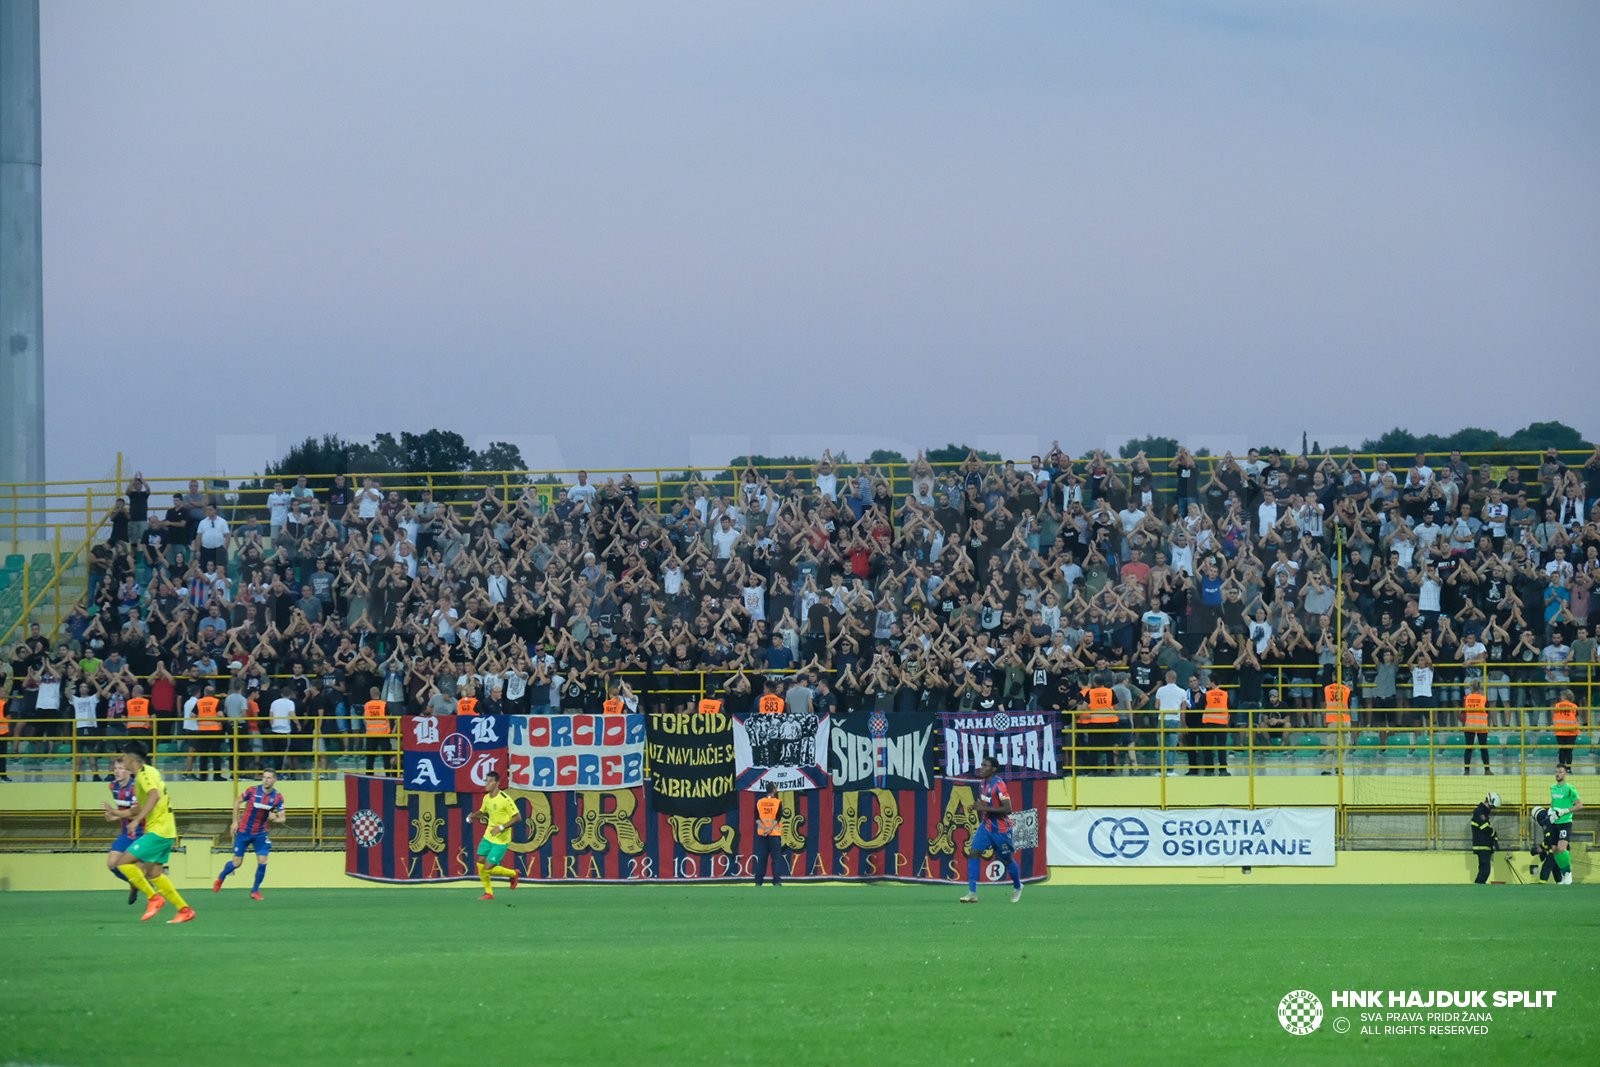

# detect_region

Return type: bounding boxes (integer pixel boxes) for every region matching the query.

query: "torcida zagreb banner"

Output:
[345,774,1049,884]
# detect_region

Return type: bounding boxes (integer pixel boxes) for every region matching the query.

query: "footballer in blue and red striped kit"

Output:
[102,755,147,905]
[960,756,1024,904]
[214,770,286,899]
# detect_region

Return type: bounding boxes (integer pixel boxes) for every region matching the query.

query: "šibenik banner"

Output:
[938,710,1061,780]
[345,775,1051,884]
[827,711,937,790]
[1047,807,1335,866]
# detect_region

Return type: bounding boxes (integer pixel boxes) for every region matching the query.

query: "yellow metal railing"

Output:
[6,448,1595,543]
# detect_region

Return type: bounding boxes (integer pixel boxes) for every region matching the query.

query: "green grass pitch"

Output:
[1,884,1594,1066]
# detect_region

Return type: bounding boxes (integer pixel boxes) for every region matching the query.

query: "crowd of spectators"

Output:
[3,443,1598,781]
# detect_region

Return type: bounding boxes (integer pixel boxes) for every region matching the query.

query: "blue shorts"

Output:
[110,831,143,854]
[971,825,1015,859]
[232,830,271,858]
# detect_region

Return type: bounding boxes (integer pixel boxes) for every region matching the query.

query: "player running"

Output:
[214,769,286,899]
[116,740,196,923]
[960,756,1023,904]
[101,755,143,905]
[474,770,520,900]
[1548,763,1583,886]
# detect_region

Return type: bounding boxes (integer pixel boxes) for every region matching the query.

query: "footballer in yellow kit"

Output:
[118,741,195,923]
[474,769,521,899]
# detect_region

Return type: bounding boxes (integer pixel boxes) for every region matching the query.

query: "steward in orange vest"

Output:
[698,697,724,716]
[752,783,785,887]
[1080,686,1118,724]
[125,693,151,731]
[758,688,785,715]
[1553,688,1581,769]
[196,693,222,731]
[1323,683,1352,725]
[1462,685,1491,774]
[1201,687,1231,726]
[364,697,391,735]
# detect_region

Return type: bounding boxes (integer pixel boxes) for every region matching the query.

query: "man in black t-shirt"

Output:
[326,474,351,539]
[126,475,151,548]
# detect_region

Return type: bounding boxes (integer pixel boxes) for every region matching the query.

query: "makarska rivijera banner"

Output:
[645,709,738,816]
[345,774,1049,884]
[403,713,645,793]
[938,710,1061,780]
[827,711,937,790]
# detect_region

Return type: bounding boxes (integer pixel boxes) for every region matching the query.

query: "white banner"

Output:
[1047,807,1335,866]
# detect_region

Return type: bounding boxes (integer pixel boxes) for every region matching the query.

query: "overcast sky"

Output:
[41,0,1600,481]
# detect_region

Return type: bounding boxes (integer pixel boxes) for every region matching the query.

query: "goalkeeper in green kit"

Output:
[1548,763,1583,886]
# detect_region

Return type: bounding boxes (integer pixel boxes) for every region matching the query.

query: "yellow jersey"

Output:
[480,792,519,846]
[134,765,177,840]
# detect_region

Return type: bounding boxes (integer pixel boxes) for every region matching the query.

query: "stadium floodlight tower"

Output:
[0,0,43,538]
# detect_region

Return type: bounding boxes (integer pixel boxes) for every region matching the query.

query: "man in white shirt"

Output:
[266,480,292,534]
[1153,671,1189,776]
[568,471,597,506]
[1255,490,1280,538]
[355,478,383,523]
[711,516,740,560]
[1408,452,1434,487]
[268,691,300,775]
[1415,515,1444,551]
[193,505,231,570]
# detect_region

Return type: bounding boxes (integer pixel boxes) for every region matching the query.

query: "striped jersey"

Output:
[238,785,284,834]
[976,778,1012,834]
[110,778,144,839]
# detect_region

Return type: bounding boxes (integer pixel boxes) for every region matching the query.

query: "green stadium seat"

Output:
[3,554,22,571]
[0,571,9,591]
[28,552,52,572]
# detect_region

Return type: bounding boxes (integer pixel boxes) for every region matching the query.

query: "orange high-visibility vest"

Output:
[1553,701,1580,738]
[1202,688,1230,726]
[755,795,782,836]
[1463,693,1489,731]
[698,698,723,716]
[1323,683,1352,724]
[1081,687,1118,724]
[456,697,478,716]
[759,694,785,715]
[603,698,624,716]
[196,696,221,731]
[125,697,151,730]
[0,698,8,736]
[364,699,390,736]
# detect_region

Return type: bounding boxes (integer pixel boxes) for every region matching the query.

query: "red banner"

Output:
[345,775,1048,885]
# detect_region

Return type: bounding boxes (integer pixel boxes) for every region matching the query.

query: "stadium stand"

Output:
[2,444,1598,795]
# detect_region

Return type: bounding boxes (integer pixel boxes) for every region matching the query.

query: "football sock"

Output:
[111,867,130,884]
[119,864,156,898]
[1554,851,1571,873]
[151,875,189,910]
[218,860,238,882]
[967,857,980,893]
[252,864,268,892]
[490,865,516,879]
[1007,858,1022,889]
[478,862,492,893]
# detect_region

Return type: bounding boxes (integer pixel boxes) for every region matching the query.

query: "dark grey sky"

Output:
[41,0,1600,480]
